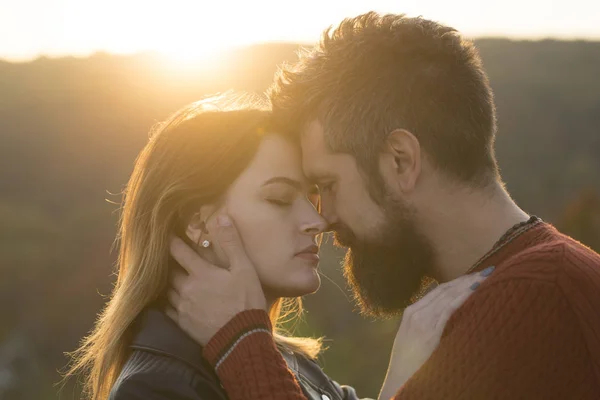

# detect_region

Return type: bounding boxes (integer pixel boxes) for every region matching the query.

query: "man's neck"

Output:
[421,182,529,282]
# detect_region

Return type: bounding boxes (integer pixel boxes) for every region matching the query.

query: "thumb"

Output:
[215,214,252,270]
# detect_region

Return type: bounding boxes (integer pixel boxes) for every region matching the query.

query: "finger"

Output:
[170,235,219,275]
[413,275,472,309]
[428,275,484,315]
[411,277,466,312]
[434,290,473,331]
[212,214,252,271]
[412,281,449,309]
[412,269,490,312]
[441,267,495,301]
[428,270,493,324]
[165,304,178,324]
[441,273,481,297]
[167,288,181,310]
[409,279,479,334]
[169,267,188,295]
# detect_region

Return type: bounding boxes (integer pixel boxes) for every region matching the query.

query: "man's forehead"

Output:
[299,121,337,181]
[300,120,327,154]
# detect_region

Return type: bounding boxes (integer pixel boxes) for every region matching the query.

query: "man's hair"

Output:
[269,12,500,188]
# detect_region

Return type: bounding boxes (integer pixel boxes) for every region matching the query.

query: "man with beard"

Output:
[166,12,600,400]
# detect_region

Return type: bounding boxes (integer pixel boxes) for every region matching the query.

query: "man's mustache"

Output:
[328,223,356,247]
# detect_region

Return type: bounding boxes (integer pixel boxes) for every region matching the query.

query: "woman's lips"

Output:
[295,252,320,264]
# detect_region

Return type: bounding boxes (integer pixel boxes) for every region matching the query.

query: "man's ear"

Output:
[381,129,421,193]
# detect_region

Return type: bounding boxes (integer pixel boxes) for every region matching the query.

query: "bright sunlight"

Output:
[1,0,599,61]
[131,1,289,67]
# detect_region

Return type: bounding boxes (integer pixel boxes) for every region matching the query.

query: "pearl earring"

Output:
[199,220,210,248]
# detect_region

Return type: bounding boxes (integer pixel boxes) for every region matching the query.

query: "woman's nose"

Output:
[300,213,327,235]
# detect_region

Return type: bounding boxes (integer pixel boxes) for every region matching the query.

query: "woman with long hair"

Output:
[63,93,354,399]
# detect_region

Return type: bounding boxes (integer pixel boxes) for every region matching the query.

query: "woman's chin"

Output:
[267,269,321,298]
[300,271,322,294]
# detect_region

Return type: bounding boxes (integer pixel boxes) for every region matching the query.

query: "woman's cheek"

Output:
[226,196,288,283]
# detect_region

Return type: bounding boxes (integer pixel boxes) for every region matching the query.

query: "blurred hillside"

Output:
[0,39,599,399]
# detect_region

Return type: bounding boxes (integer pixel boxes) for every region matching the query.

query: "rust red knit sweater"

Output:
[203,223,600,399]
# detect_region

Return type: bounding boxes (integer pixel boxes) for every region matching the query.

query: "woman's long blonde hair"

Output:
[63,94,322,399]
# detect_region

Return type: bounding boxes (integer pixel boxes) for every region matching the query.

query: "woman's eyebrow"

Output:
[262,176,303,190]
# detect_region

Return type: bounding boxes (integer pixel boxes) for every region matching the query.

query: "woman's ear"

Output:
[185,204,216,248]
[185,212,206,247]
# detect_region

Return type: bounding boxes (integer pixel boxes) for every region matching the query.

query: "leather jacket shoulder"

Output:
[281,349,361,400]
[109,308,363,400]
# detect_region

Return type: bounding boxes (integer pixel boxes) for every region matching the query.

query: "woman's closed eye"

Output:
[264,187,295,207]
[267,198,293,207]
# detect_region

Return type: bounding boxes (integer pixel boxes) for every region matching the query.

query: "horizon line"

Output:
[2,35,600,63]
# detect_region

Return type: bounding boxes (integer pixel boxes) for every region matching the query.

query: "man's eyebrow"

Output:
[262,176,303,190]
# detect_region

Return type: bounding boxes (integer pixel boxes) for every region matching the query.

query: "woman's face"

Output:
[189,133,327,302]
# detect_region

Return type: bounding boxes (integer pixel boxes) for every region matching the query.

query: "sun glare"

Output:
[158,41,228,68]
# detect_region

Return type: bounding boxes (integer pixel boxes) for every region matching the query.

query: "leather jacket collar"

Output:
[130,308,219,380]
[130,308,311,378]
[130,308,349,400]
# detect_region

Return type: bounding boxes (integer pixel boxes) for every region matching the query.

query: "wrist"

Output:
[203,309,272,368]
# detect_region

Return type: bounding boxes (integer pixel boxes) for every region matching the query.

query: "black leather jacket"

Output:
[109,309,363,400]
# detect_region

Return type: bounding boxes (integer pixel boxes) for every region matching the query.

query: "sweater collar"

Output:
[471,221,555,273]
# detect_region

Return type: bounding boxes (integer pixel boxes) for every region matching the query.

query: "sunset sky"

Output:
[1,0,598,62]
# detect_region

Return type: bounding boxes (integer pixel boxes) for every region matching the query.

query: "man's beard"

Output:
[334,198,436,318]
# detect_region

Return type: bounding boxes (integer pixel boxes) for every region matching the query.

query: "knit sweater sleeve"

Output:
[393,271,599,399]
[202,309,307,400]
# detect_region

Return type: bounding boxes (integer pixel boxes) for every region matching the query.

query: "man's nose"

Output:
[319,199,338,227]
